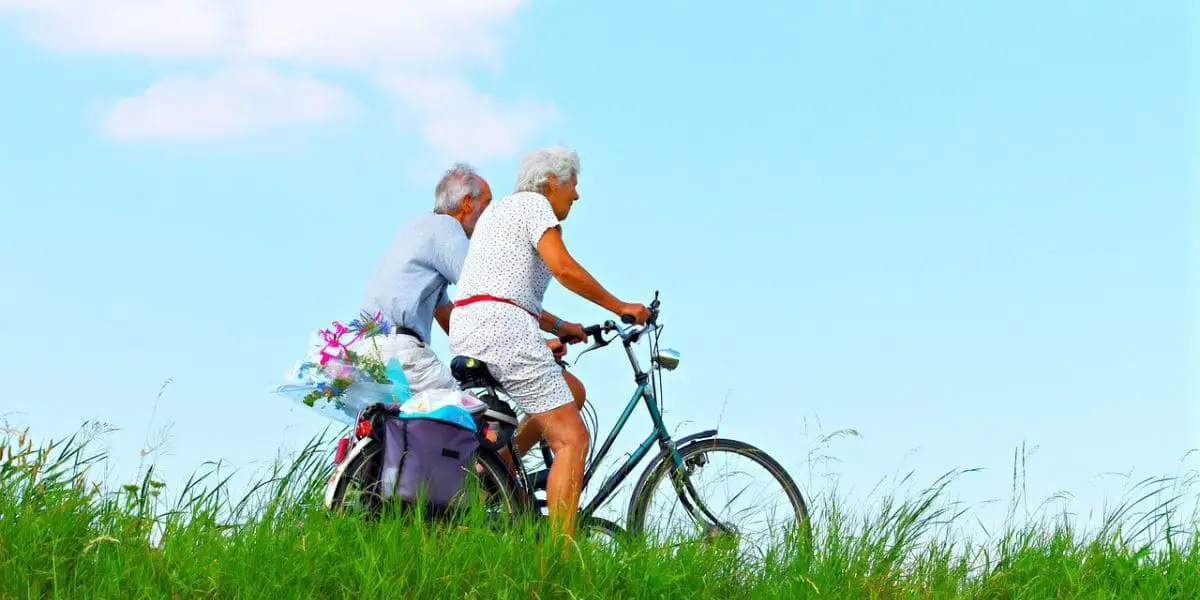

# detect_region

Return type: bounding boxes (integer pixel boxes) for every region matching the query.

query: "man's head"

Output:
[434,162,492,237]
[514,146,581,221]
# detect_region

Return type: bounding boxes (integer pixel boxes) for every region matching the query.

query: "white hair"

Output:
[433,162,485,214]
[514,146,580,194]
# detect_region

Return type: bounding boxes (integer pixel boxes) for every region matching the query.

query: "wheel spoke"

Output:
[629,439,811,565]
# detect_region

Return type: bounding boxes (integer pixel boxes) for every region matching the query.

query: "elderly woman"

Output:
[449,146,650,541]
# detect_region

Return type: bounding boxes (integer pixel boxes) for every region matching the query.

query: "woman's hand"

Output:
[619,302,652,325]
[557,321,588,344]
[546,337,568,360]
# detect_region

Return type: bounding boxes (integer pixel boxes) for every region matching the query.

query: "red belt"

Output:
[453,294,539,319]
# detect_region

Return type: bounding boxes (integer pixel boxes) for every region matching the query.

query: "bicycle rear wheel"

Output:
[325,441,522,523]
[627,438,811,562]
[325,441,385,518]
[454,448,523,524]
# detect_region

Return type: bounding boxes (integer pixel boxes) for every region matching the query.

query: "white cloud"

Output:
[0,0,524,66]
[0,0,231,57]
[0,0,558,155]
[102,65,352,140]
[382,73,560,161]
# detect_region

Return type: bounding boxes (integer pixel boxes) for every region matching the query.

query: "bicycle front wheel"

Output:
[627,438,811,562]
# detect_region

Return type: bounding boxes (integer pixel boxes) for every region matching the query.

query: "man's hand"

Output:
[546,337,567,361]
[557,321,588,344]
[619,302,652,325]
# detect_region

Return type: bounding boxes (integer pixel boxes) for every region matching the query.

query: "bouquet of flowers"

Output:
[272,310,409,424]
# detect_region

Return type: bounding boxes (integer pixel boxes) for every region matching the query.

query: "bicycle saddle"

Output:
[450,355,502,389]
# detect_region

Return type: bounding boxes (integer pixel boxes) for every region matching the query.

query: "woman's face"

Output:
[544,173,579,221]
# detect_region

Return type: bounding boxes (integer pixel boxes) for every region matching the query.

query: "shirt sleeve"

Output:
[431,217,470,285]
[520,193,561,249]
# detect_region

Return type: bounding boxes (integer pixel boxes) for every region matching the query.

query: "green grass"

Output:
[1,426,1197,599]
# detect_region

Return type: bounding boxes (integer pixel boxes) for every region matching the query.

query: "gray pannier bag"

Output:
[377,411,480,510]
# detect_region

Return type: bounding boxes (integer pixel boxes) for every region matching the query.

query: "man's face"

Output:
[545,173,579,221]
[461,179,492,237]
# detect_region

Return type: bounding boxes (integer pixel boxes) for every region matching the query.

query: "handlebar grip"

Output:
[559,324,603,344]
[621,314,636,324]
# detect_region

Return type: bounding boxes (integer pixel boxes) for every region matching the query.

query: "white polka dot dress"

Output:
[448,191,574,415]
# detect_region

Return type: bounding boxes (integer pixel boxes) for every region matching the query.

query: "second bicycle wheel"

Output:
[452,449,523,524]
[626,437,812,563]
[326,442,522,526]
[325,441,385,518]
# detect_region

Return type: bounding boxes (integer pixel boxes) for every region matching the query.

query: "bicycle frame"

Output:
[518,297,708,523]
[573,353,679,519]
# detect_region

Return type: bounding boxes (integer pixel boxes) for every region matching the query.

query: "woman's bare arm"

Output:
[536,226,624,315]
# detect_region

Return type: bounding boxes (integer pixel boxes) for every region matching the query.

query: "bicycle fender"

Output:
[323,436,375,509]
[625,429,718,517]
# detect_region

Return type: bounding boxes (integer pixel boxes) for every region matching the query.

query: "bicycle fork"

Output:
[661,443,739,539]
[641,388,737,539]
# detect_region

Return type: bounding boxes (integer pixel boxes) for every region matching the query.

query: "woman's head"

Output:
[514,146,581,220]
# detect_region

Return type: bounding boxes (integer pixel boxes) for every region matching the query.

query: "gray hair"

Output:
[434,162,484,214]
[514,146,580,194]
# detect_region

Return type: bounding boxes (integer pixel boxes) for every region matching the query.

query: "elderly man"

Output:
[449,146,651,543]
[353,163,493,392]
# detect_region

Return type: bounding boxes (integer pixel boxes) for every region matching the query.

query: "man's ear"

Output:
[457,194,474,214]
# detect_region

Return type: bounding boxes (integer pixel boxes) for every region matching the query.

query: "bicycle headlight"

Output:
[655,348,680,371]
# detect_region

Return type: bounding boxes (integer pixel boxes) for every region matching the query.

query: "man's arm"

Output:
[430,221,469,336]
[434,305,453,335]
[434,297,453,335]
[433,219,471,283]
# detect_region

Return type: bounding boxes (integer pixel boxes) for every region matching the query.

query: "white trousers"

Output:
[348,333,458,393]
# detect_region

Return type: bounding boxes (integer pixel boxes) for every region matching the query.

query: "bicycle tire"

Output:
[579,516,628,546]
[626,437,812,546]
[463,448,523,522]
[326,440,385,518]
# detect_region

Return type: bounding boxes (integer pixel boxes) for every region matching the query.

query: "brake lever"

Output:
[571,330,615,366]
[570,343,602,366]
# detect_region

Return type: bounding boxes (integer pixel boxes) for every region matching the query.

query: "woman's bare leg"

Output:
[529,401,589,543]
[515,369,586,455]
[496,368,586,470]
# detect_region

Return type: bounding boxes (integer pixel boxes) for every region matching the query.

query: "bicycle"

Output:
[325,292,812,557]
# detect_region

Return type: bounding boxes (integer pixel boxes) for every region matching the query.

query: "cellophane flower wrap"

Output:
[271,310,408,425]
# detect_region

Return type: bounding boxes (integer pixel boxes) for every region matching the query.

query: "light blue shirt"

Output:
[359,212,469,343]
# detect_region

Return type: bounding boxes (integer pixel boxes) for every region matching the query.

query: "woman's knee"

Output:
[536,403,589,455]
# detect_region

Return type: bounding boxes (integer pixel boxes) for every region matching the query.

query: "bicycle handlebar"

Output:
[623,289,661,327]
[554,321,621,346]
[557,291,662,357]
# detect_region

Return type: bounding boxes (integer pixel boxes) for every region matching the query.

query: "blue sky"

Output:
[1,2,1195,533]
